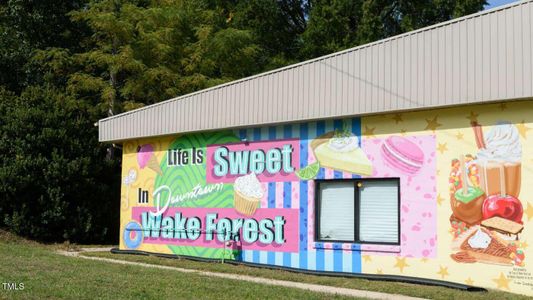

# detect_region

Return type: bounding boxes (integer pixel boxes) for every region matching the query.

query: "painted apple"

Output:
[482,195,523,224]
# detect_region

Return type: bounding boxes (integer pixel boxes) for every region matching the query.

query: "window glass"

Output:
[359,180,399,243]
[318,182,354,241]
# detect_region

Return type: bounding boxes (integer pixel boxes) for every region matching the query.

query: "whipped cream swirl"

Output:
[328,132,359,153]
[477,122,521,163]
[235,173,264,198]
[467,229,491,249]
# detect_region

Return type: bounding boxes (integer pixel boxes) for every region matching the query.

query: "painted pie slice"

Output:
[311,132,373,176]
[451,225,513,265]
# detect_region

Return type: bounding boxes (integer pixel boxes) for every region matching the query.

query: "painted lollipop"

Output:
[137,144,163,175]
[122,168,137,209]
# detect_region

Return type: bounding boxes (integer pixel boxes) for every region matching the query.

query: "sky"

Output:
[485,0,519,9]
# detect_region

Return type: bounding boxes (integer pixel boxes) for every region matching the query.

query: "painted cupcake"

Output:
[234,173,264,216]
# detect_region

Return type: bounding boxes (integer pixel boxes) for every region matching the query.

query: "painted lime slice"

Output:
[295,162,320,180]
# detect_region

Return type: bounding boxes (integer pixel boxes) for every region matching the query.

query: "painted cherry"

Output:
[482,195,523,224]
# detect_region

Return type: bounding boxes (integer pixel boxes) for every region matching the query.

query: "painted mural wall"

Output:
[119,100,533,296]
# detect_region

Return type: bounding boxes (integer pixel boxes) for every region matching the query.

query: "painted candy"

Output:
[123,221,143,249]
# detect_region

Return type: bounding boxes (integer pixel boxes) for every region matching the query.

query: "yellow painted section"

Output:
[362,100,533,294]
[119,136,174,254]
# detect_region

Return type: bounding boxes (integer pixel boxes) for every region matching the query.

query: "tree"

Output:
[0,86,120,242]
[0,0,88,93]
[300,0,365,58]
[300,0,486,59]
[230,0,307,68]
[59,0,264,115]
[0,0,489,244]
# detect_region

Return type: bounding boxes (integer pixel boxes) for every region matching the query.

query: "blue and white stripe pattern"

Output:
[239,118,362,273]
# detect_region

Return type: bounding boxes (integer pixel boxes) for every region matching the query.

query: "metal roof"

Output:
[99,0,533,142]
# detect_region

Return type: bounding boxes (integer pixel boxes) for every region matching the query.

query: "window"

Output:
[315,178,400,245]
[317,182,355,241]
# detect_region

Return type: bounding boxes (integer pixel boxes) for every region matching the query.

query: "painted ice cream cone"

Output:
[137,143,163,176]
[146,155,163,176]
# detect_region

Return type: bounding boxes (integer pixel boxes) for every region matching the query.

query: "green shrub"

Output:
[0,86,120,243]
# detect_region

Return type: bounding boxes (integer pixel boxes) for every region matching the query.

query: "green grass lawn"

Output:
[1,227,530,300]
[83,251,531,300]
[0,235,357,300]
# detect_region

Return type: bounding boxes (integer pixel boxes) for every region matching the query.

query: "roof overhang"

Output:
[99,1,533,143]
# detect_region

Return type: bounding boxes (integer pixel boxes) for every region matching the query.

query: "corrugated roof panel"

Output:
[247,77,253,125]
[235,82,242,126]
[524,2,530,95]
[339,52,348,113]
[280,69,289,121]
[383,39,391,111]
[505,7,514,98]
[496,10,506,99]
[427,29,435,105]
[98,1,533,142]
[211,90,218,127]
[394,37,403,111]
[429,29,438,106]
[525,3,533,96]
[254,76,262,124]
[514,7,522,98]
[230,83,237,126]
[206,86,218,130]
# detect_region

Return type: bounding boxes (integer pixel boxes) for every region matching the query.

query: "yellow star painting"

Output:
[436,193,445,206]
[516,121,531,139]
[425,116,442,131]
[353,100,533,297]
[437,143,448,154]
[363,125,376,137]
[437,266,449,279]
[493,273,511,290]
[392,113,403,124]
[466,111,479,123]
[455,131,464,140]
[394,257,409,273]
[526,202,533,221]
[500,103,507,110]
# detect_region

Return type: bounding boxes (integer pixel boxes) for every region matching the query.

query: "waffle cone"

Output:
[465,250,513,266]
[147,155,163,176]
[234,190,260,216]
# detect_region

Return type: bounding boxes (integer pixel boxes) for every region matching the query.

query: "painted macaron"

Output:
[381,136,424,174]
